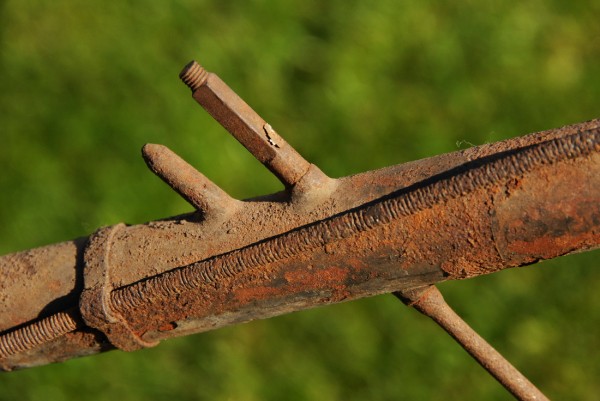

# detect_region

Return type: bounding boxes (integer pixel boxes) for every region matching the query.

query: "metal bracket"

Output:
[79,224,158,351]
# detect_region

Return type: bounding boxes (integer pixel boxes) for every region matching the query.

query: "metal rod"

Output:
[142,143,241,220]
[179,60,321,188]
[395,286,550,401]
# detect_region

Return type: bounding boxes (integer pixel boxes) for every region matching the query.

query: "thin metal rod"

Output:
[395,286,549,401]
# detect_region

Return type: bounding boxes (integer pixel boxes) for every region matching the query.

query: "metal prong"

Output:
[142,143,240,220]
[179,60,328,189]
[395,286,549,401]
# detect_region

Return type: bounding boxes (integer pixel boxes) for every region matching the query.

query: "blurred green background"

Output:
[1,1,600,400]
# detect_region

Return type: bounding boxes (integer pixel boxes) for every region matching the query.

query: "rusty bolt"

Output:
[179,60,319,189]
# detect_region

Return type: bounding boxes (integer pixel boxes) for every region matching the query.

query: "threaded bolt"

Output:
[0,310,79,359]
[178,59,321,189]
[179,61,209,92]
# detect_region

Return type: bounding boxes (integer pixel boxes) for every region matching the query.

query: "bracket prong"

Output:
[179,60,328,189]
[142,143,240,220]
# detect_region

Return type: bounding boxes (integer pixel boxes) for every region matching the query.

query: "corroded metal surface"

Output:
[180,60,315,188]
[0,61,599,399]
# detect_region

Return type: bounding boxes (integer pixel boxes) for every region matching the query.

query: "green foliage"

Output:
[1,1,599,399]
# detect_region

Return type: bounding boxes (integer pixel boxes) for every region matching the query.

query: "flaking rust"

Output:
[0,60,599,401]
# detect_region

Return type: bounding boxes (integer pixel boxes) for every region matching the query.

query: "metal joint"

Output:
[79,224,158,351]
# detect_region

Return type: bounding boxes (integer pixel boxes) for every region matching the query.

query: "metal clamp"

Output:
[79,223,158,351]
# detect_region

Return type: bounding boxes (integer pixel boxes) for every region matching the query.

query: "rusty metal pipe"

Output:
[111,128,600,342]
[0,62,599,374]
[1,122,598,369]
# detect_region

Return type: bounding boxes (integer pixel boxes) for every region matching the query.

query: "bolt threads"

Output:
[0,311,79,358]
[179,60,209,92]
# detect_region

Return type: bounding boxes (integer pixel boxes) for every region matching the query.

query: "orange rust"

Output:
[158,323,177,332]
[283,266,349,288]
[492,152,600,265]
[234,286,286,305]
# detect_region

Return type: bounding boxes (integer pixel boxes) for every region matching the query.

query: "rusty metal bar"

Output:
[0,60,599,377]
[179,60,324,189]
[396,286,549,401]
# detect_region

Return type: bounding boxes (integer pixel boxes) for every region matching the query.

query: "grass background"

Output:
[1,1,600,399]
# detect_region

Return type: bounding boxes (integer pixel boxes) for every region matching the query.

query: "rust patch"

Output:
[157,322,177,332]
[283,266,349,288]
[493,154,600,264]
[233,286,286,305]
